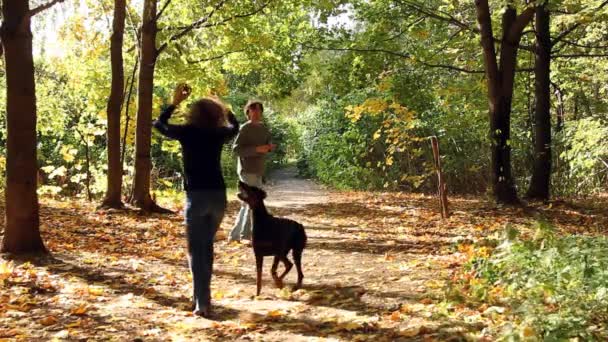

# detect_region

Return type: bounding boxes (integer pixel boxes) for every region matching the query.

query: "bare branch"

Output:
[163,0,273,32]
[301,43,410,59]
[395,0,477,33]
[156,0,173,21]
[187,49,245,63]
[301,43,485,74]
[157,0,230,55]
[417,60,484,74]
[553,53,608,59]
[29,0,66,17]
[557,38,608,50]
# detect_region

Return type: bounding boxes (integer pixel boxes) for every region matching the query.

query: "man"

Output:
[229,100,275,243]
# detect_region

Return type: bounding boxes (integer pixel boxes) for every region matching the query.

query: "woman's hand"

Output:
[172,83,191,106]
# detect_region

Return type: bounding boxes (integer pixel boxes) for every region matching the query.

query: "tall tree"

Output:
[526,3,551,200]
[526,0,608,200]
[1,0,64,254]
[475,0,534,204]
[101,0,127,209]
[130,0,269,211]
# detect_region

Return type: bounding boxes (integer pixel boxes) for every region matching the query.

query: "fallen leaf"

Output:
[267,309,284,318]
[40,315,58,326]
[70,304,88,316]
[398,326,421,337]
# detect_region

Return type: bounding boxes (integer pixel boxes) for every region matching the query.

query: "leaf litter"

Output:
[1,173,607,340]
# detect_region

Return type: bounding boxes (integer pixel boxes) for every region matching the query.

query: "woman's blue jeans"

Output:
[184,190,226,311]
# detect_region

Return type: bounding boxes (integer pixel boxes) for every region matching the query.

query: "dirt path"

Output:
[6,168,604,340]
[0,169,487,341]
[204,168,471,341]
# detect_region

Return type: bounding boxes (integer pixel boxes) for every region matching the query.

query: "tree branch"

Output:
[475,0,499,89]
[507,7,535,42]
[157,0,230,55]
[187,49,245,63]
[156,0,173,21]
[557,38,608,50]
[163,0,273,32]
[301,43,486,74]
[29,0,66,17]
[551,0,608,47]
[396,0,477,33]
[553,53,608,59]
[301,43,410,59]
[417,60,484,74]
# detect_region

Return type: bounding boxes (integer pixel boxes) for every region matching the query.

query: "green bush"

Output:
[553,117,608,196]
[463,223,608,340]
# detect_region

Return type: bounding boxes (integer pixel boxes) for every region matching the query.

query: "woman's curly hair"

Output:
[187,98,228,128]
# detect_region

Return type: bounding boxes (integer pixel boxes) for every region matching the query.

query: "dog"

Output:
[237,181,307,296]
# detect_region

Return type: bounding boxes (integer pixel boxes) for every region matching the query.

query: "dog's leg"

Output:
[255,254,264,296]
[278,255,293,281]
[293,249,304,290]
[271,256,283,288]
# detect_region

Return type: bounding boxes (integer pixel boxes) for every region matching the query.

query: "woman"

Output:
[153,84,239,317]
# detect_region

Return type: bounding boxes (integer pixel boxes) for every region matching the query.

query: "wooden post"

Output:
[430,136,449,218]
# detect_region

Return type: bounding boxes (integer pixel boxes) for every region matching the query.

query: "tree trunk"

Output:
[555,84,565,132]
[526,5,551,201]
[475,1,533,204]
[130,0,168,212]
[121,58,138,166]
[101,0,126,209]
[0,1,47,254]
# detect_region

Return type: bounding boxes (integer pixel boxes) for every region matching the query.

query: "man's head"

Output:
[237,181,267,208]
[244,100,264,122]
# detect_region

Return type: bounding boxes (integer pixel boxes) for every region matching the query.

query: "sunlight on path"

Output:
[263,167,329,208]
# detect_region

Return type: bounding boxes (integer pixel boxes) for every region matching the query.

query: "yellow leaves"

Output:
[385,156,394,166]
[345,98,389,122]
[389,310,401,321]
[209,78,229,97]
[0,260,14,285]
[266,309,284,318]
[212,290,225,300]
[377,77,393,92]
[87,286,105,296]
[70,304,89,316]
[520,325,537,339]
[60,145,78,163]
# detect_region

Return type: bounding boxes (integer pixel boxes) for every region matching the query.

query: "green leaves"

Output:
[459,222,608,339]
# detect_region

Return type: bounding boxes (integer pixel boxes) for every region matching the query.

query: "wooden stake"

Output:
[430,136,449,218]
